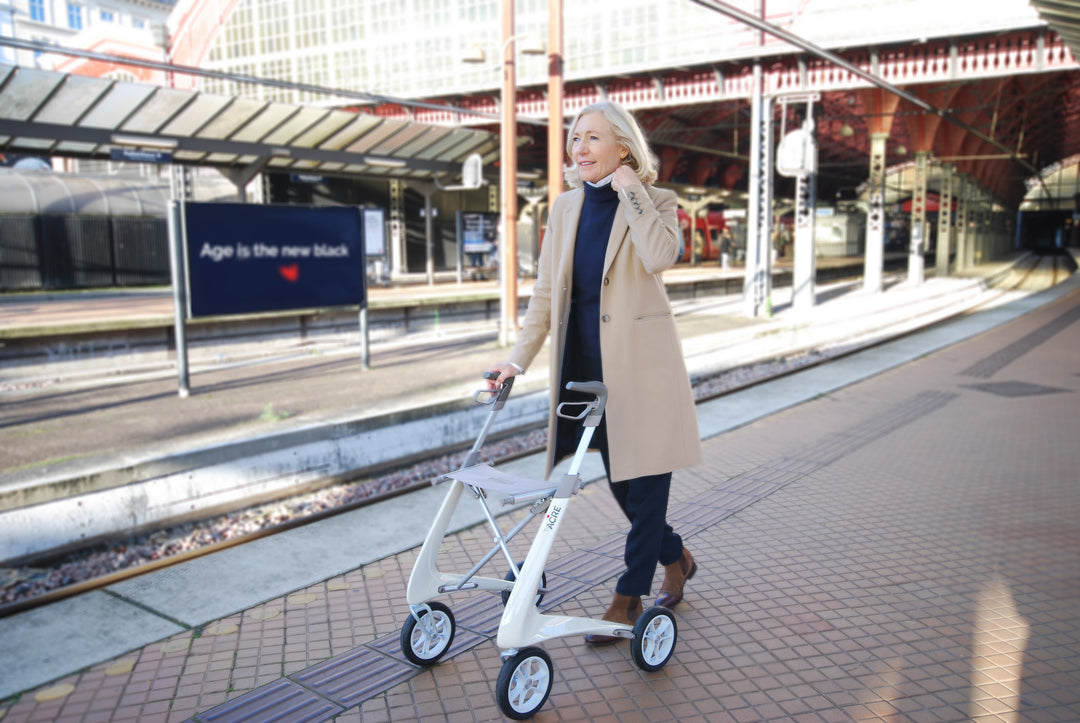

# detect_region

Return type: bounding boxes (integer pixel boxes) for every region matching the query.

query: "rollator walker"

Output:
[400,373,678,720]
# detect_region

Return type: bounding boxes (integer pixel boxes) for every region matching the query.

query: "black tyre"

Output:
[500,569,547,608]
[631,606,677,672]
[496,647,553,720]
[399,602,455,666]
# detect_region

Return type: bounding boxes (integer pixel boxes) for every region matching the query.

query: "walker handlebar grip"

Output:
[564,380,607,424]
[476,370,514,409]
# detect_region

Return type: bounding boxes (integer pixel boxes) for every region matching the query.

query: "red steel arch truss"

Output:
[386,29,1079,207]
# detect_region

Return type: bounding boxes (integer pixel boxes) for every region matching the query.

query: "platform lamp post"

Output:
[463,14,545,346]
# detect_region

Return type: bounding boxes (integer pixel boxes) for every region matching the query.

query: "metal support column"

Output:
[864,133,888,293]
[423,182,435,285]
[166,199,190,398]
[935,164,954,276]
[909,150,929,285]
[955,176,969,272]
[744,62,773,318]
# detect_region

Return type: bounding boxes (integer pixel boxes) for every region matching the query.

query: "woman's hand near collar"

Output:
[611,165,641,193]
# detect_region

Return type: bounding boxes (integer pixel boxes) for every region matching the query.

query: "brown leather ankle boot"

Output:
[655,546,697,608]
[584,592,643,646]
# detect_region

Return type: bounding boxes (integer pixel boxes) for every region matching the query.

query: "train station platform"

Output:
[1,256,1079,721]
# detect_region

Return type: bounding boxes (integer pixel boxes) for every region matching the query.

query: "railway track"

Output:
[0,252,1068,618]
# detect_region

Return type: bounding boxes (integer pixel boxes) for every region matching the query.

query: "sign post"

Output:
[167,199,190,397]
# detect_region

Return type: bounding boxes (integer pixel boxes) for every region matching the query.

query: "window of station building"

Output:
[258,1,290,55]
[100,9,114,22]
[294,0,328,50]
[132,17,145,29]
[29,0,45,23]
[330,5,360,44]
[66,2,83,29]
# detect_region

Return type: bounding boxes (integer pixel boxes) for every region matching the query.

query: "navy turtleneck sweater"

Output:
[569,181,620,364]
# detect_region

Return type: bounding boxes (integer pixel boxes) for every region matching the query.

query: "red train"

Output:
[676,208,732,264]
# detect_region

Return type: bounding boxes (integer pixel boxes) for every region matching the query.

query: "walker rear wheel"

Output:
[500,569,547,608]
[496,647,553,720]
[400,602,455,666]
[631,606,677,672]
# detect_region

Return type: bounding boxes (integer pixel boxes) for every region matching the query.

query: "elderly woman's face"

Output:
[571,112,625,184]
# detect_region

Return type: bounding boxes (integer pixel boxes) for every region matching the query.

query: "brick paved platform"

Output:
[1,268,1078,722]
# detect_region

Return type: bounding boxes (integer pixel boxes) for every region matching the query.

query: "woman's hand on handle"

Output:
[485,361,521,389]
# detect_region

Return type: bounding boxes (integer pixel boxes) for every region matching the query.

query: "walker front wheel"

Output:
[631,606,677,672]
[400,602,455,666]
[496,647,553,720]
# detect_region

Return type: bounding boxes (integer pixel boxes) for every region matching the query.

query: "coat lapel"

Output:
[603,199,629,277]
[558,190,585,285]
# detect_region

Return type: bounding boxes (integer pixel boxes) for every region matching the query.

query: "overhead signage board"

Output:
[185,203,366,318]
[110,148,173,164]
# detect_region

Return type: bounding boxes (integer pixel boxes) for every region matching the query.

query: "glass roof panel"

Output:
[230,103,301,143]
[54,141,99,154]
[413,128,479,161]
[291,110,360,148]
[10,137,56,150]
[173,150,208,161]
[79,82,157,129]
[0,67,65,121]
[344,118,409,153]
[161,94,234,136]
[120,88,198,134]
[393,126,453,158]
[35,74,111,126]
[369,123,433,156]
[262,107,330,145]
[319,113,384,151]
[196,98,269,140]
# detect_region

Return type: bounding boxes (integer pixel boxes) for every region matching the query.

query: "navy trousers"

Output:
[559,312,684,597]
[596,443,685,596]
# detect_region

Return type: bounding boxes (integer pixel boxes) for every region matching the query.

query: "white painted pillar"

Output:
[792,170,816,311]
[863,132,888,293]
[908,150,929,285]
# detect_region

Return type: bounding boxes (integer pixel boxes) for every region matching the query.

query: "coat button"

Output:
[601,314,610,322]
[603,277,610,285]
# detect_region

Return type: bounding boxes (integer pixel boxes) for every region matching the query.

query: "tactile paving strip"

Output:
[191,389,964,719]
[960,301,1080,378]
[292,647,418,708]
[195,678,343,722]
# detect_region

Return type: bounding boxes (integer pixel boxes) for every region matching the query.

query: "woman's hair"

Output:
[563,101,658,189]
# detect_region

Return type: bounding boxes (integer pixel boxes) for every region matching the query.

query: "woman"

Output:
[486,101,702,645]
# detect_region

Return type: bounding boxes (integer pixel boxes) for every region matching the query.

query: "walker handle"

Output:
[560,380,607,426]
[474,371,514,410]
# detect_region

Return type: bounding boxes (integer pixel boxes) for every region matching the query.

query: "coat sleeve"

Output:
[618,185,680,274]
[507,201,558,372]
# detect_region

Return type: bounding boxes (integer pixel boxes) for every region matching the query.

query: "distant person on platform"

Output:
[485,100,702,644]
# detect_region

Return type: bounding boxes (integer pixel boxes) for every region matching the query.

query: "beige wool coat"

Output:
[508,182,702,482]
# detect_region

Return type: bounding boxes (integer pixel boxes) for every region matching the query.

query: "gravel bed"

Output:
[0,351,826,609]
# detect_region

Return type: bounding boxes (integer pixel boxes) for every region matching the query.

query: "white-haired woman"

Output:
[486,101,701,644]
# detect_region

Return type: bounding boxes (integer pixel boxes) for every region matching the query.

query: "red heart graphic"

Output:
[279,264,299,282]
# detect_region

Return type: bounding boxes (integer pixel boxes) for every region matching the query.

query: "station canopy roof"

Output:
[0,63,500,184]
[1032,0,1080,60]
